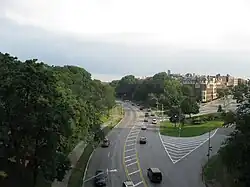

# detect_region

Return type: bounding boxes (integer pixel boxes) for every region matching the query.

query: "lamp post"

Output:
[207,130,212,162]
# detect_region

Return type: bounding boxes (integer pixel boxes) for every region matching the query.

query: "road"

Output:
[84,103,141,187]
[84,101,233,187]
[137,114,233,187]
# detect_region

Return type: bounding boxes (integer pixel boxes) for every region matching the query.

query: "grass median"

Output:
[160,120,223,137]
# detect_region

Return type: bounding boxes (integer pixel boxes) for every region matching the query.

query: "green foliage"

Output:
[217,104,223,112]
[212,95,250,187]
[0,52,116,187]
[180,97,200,117]
[112,72,199,114]
[232,84,249,103]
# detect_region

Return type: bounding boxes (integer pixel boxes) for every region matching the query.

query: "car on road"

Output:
[152,119,157,124]
[147,108,151,112]
[123,181,134,187]
[144,118,148,122]
[101,138,110,147]
[139,136,147,144]
[151,113,155,116]
[141,125,147,130]
[145,112,149,117]
[140,107,144,110]
[147,168,162,183]
[95,170,107,186]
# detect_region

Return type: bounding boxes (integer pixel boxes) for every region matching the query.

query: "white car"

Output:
[152,119,157,124]
[123,181,134,187]
[141,125,147,130]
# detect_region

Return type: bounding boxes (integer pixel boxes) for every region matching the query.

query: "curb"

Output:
[82,107,125,186]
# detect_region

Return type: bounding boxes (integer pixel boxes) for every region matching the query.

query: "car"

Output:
[132,103,135,106]
[141,125,147,130]
[95,170,107,186]
[139,136,147,144]
[144,118,148,122]
[140,107,144,110]
[152,119,157,124]
[123,181,134,187]
[147,168,162,183]
[151,113,155,116]
[145,112,149,117]
[147,108,151,112]
[101,138,110,147]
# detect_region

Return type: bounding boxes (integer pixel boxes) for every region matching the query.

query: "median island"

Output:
[160,113,224,137]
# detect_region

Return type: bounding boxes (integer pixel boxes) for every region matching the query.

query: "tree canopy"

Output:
[217,84,250,187]
[0,52,116,187]
[111,72,200,116]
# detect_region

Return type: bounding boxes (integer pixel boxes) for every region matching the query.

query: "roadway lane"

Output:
[137,114,233,187]
[137,117,176,187]
[84,103,138,187]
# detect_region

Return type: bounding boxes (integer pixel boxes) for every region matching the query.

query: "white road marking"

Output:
[126,143,136,147]
[125,157,137,163]
[126,139,136,143]
[124,154,136,159]
[133,181,143,187]
[127,135,138,140]
[159,128,219,164]
[128,170,140,176]
[108,152,110,158]
[126,161,137,167]
[125,148,136,152]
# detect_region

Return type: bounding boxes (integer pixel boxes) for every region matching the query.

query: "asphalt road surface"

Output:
[84,103,140,187]
[137,114,233,187]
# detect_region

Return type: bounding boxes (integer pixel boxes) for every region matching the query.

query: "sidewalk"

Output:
[51,122,110,187]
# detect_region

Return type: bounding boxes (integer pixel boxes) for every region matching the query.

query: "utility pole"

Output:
[207,130,212,162]
[178,106,182,137]
[161,104,164,119]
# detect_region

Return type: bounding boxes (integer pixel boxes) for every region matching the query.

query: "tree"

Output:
[218,96,250,187]
[222,111,236,125]
[180,97,200,117]
[0,52,116,187]
[0,58,72,187]
[217,105,223,112]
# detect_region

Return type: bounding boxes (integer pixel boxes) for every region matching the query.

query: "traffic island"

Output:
[160,121,223,137]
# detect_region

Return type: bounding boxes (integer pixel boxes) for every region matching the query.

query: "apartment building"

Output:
[182,74,247,103]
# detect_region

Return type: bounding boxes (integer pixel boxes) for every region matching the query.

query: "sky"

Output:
[0,0,250,81]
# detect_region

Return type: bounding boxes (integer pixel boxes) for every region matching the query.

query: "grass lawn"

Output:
[160,120,223,137]
[101,105,123,127]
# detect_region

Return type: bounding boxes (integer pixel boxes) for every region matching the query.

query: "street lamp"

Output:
[82,169,118,186]
[206,130,213,162]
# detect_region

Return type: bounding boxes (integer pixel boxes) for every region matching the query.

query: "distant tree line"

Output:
[110,72,200,118]
[0,52,116,187]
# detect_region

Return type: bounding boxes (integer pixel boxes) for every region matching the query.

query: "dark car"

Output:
[95,170,107,186]
[151,113,155,116]
[140,107,144,110]
[147,108,151,112]
[144,118,148,122]
[145,112,149,117]
[147,168,162,183]
[101,138,110,147]
[139,136,147,144]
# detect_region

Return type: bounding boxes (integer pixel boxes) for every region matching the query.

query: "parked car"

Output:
[141,125,147,130]
[101,138,110,147]
[145,112,149,117]
[147,168,162,183]
[151,113,155,116]
[144,118,148,122]
[123,181,134,187]
[147,108,151,112]
[95,170,107,186]
[139,136,147,144]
